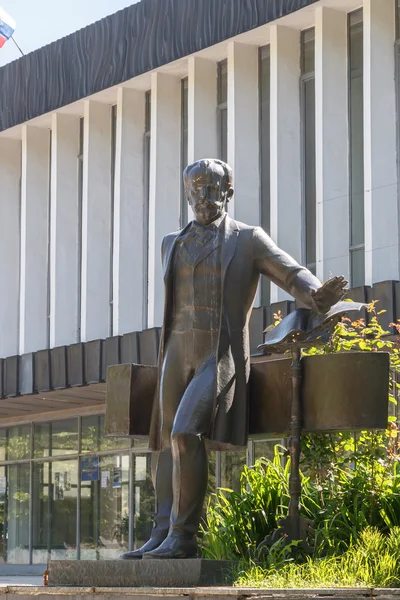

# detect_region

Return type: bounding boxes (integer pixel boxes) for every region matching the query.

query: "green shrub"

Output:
[201,303,400,564]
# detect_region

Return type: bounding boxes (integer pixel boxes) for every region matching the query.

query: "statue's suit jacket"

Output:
[149,214,321,452]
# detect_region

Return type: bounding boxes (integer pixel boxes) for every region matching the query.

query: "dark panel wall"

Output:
[0,0,318,132]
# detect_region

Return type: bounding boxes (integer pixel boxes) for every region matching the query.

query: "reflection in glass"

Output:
[254,439,281,463]
[218,60,228,163]
[81,415,130,453]
[6,464,30,564]
[32,461,78,562]
[80,454,129,559]
[304,77,316,273]
[220,449,247,493]
[180,77,189,227]
[132,454,154,550]
[349,11,364,286]
[0,466,6,563]
[259,45,271,306]
[301,28,316,274]
[0,431,6,462]
[8,426,31,461]
[34,420,78,458]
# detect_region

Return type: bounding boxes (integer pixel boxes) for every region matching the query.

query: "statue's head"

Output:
[183,159,234,226]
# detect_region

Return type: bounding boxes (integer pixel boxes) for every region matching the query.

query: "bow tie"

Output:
[182,224,219,246]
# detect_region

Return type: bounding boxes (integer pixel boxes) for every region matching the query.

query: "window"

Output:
[180,78,188,228]
[217,60,228,163]
[77,117,84,341]
[397,0,400,40]
[143,91,151,330]
[348,11,364,288]
[0,418,153,564]
[301,28,316,275]
[110,105,117,336]
[259,45,271,305]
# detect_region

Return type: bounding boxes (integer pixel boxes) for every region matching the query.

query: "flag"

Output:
[0,7,15,49]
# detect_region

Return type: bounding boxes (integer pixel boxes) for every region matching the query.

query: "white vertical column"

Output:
[363,0,398,284]
[270,25,302,302]
[188,56,218,163]
[81,100,112,342]
[315,7,349,282]
[0,139,21,357]
[50,113,80,347]
[113,87,146,335]
[227,41,260,226]
[148,72,181,328]
[20,125,50,354]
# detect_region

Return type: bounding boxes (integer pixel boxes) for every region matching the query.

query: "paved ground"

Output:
[0,576,43,586]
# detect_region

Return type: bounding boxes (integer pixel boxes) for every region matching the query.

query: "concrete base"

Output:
[47,560,237,587]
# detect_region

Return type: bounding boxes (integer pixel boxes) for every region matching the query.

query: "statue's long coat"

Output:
[149,215,321,452]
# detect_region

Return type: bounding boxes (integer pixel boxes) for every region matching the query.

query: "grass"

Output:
[234,527,400,589]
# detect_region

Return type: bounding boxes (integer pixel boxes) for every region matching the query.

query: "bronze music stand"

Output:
[257,301,366,551]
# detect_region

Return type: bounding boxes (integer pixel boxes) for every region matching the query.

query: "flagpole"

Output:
[10,35,24,56]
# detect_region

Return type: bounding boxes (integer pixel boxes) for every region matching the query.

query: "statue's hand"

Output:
[310,276,348,314]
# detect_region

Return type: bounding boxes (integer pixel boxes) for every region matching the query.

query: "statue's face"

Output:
[186,167,232,226]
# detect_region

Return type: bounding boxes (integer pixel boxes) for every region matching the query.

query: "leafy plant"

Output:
[201,303,400,567]
[234,527,400,588]
[200,446,290,560]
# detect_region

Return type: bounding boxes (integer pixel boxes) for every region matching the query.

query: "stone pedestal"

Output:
[47,559,237,587]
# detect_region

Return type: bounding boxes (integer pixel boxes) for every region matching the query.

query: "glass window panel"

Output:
[32,462,77,562]
[180,77,189,227]
[349,9,363,28]
[81,415,130,453]
[132,453,154,550]
[145,91,151,133]
[218,60,227,105]
[220,108,228,164]
[349,74,364,247]
[349,12,365,287]
[0,430,6,462]
[50,460,77,560]
[5,464,30,564]
[397,0,400,40]
[351,248,365,288]
[132,438,149,449]
[220,449,246,494]
[218,60,228,163]
[143,90,151,330]
[32,462,50,563]
[260,45,271,306]
[34,423,50,458]
[80,454,130,559]
[0,466,5,563]
[51,419,78,456]
[301,28,315,75]
[304,77,316,271]
[254,439,281,463]
[8,425,31,461]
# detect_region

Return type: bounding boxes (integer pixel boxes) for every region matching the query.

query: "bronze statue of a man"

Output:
[122,159,346,560]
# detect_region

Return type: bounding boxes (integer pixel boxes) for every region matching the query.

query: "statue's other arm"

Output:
[252,226,321,309]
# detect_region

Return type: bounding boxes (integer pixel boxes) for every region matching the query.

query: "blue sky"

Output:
[0,0,139,67]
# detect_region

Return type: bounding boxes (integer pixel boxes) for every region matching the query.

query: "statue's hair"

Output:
[183,159,233,191]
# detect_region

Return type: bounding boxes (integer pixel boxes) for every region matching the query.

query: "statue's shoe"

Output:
[142,535,198,559]
[120,536,167,559]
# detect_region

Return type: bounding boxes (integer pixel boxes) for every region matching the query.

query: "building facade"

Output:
[0,0,399,570]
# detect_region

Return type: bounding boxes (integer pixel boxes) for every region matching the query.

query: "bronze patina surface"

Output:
[109,159,349,560]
